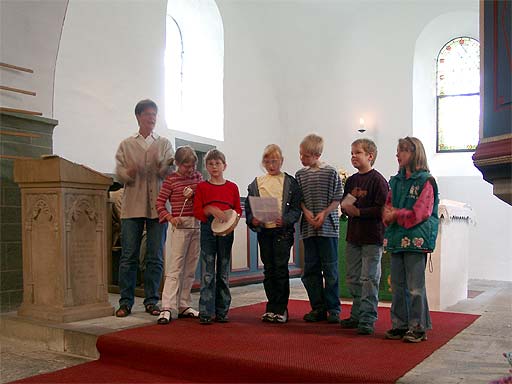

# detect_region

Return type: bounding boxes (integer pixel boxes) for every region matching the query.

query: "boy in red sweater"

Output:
[193,149,241,324]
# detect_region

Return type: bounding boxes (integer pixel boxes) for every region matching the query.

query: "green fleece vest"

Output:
[384,170,439,253]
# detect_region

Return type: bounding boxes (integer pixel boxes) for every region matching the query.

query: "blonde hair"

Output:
[300,133,323,156]
[352,138,378,165]
[261,144,283,164]
[174,145,198,165]
[204,148,226,165]
[397,136,429,172]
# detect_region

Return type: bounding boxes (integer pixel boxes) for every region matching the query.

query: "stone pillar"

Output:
[14,156,114,322]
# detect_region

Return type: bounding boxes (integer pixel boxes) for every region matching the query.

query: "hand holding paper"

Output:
[248,196,280,223]
[341,193,356,209]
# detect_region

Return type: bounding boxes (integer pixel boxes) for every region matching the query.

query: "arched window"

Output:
[165,0,224,141]
[436,37,480,152]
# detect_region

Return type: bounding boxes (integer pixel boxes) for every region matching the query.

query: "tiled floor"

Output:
[1,278,511,384]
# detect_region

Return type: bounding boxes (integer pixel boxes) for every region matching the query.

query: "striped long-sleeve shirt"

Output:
[295,163,343,239]
[156,171,203,223]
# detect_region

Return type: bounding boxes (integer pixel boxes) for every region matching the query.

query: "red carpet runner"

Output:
[14,300,479,383]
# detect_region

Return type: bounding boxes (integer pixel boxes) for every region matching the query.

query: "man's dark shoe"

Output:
[384,328,408,340]
[303,309,327,322]
[403,330,427,343]
[115,304,131,317]
[340,318,359,328]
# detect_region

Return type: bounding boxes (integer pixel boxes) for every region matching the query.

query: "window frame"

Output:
[435,36,480,153]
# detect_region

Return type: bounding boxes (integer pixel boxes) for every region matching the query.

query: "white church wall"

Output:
[52,0,169,173]
[0,0,67,117]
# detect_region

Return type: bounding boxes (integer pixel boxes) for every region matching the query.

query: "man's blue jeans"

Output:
[119,218,167,308]
[390,252,432,331]
[301,236,340,315]
[345,242,382,326]
[198,220,233,318]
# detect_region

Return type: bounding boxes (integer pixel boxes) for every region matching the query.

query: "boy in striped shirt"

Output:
[295,134,343,323]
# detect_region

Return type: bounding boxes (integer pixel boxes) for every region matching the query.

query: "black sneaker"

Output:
[199,316,213,325]
[385,328,407,340]
[215,315,229,323]
[403,330,427,343]
[303,309,327,322]
[357,325,374,335]
[327,312,340,324]
[340,318,359,329]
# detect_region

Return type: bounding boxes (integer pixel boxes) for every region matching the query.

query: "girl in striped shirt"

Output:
[156,146,203,324]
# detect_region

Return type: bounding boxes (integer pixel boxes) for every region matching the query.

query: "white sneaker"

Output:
[178,307,199,318]
[261,312,275,322]
[157,310,171,325]
[274,310,288,323]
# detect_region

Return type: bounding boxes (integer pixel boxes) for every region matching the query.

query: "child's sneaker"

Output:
[199,315,213,325]
[215,314,229,323]
[403,330,427,343]
[261,312,275,323]
[385,328,407,340]
[303,309,327,322]
[274,309,288,324]
[357,325,374,335]
[340,318,359,328]
[327,312,340,324]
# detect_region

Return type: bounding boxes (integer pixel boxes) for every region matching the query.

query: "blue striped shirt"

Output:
[295,163,343,239]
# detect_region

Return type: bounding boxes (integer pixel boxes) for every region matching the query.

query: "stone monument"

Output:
[14,156,114,322]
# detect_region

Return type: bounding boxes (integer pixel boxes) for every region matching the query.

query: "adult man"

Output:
[115,99,174,317]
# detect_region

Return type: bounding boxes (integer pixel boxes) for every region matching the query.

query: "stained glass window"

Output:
[436,37,480,152]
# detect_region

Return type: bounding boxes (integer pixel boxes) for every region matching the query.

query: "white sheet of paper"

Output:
[248,196,280,223]
[341,193,357,209]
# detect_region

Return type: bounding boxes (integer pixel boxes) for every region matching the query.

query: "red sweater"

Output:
[193,180,242,223]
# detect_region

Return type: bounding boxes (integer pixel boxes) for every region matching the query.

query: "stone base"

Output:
[18,302,114,323]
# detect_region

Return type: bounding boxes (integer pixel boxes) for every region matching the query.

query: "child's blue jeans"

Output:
[345,242,382,327]
[301,236,340,315]
[390,251,432,331]
[198,219,233,318]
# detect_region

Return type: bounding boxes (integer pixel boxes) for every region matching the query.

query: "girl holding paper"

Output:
[245,144,302,323]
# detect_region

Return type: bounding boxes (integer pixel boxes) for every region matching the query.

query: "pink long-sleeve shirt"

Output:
[384,181,434,229]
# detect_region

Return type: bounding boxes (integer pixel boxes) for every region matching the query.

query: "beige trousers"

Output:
[161,216,200,318]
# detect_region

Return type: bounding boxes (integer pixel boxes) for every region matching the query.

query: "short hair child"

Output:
[295,133,344,323]
[339,138,389,335]
[245,144,302,323]
[352,138,378,165]
[193,148,242,324]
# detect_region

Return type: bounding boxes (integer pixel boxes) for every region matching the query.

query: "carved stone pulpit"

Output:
[13,156,114,322]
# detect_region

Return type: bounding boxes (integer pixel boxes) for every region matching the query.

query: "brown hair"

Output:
[398,136,430,172]
[352,138,378,165]
[204,148,226,165]
[300,133,323,156]
[174,145,198,165]
[134,99,158,115]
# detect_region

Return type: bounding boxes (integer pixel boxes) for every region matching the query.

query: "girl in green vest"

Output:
[382,137,439,343]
